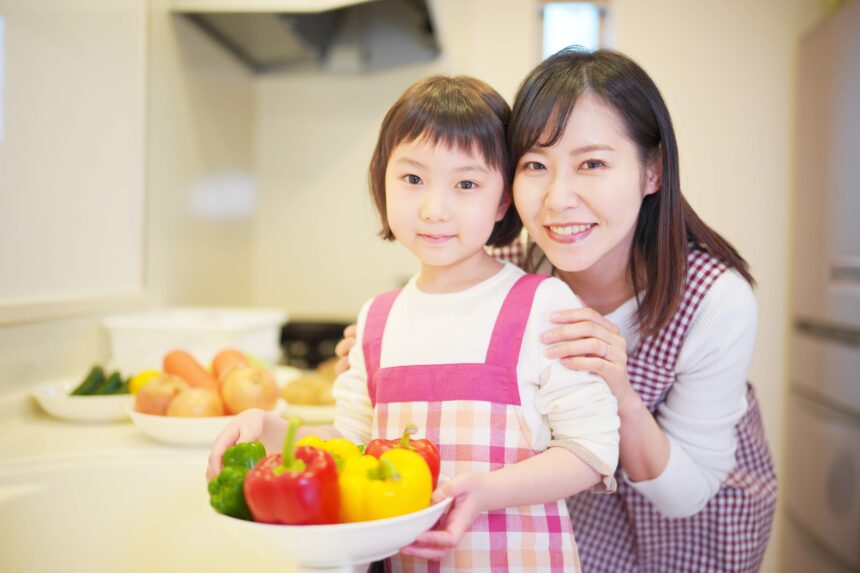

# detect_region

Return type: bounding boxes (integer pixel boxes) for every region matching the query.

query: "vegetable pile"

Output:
[133,348,279,418]
[209,420,441,525]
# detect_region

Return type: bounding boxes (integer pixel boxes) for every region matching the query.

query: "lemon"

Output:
[129,369,162,394]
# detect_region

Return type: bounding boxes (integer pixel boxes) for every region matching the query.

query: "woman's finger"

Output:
[548,307,621,334]
[333,355,350,376]
[343,323,357,338]
[561,356,621,378]
[545,338,614,360]
[334,336,354,360]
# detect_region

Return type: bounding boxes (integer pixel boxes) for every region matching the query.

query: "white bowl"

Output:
[32,379,134,423]
[216,495,453,572]
[128,408,235,447]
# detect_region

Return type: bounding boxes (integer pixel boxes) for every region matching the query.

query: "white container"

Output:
[103,307,287,373]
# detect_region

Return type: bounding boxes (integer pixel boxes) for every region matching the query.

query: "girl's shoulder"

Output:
[530,273,583,312]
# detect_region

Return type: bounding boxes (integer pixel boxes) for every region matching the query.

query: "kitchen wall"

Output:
[252,0,541,320]
[0,0,255,391]
[252,1,829,571]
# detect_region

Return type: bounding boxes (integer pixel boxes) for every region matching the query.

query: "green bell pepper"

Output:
[208,441,266,520]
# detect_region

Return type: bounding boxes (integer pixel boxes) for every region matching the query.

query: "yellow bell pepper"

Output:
[338,449,432,522]
[296,435,362,472]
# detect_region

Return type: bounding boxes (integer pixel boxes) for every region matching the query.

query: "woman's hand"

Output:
[206,408,287,481]
[400,472,489,561]
[333,324,357,375]
[542,307,638,410]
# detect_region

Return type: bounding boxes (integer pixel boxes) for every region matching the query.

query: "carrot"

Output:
[212,348,249,383]
[163,350,218,392]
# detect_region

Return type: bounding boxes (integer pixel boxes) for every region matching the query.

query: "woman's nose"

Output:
[420,187,450,222]
[544,171,580,212]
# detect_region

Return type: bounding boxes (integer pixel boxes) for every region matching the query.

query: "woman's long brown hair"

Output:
[509,48,753,339]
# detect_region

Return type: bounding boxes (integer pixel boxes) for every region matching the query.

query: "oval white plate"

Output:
[128,408,235,447]
[215,494,453,569]
[32,379,134,423]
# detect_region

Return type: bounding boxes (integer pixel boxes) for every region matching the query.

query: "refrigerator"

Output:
[784,2,860,572]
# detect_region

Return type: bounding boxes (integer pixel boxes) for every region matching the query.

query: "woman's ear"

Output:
[496,193,512,222]
[644,145,663,196]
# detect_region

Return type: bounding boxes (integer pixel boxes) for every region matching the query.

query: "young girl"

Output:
[507,48,777,572]
[207,75,620,572]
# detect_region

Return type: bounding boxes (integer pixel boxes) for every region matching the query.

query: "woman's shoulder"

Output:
[678,268,757,364]
[694,268,757,327]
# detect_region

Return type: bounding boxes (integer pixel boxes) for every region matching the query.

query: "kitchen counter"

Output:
[0,388,298,573]
[0,388,186,462]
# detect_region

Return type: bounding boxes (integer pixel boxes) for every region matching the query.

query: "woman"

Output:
[338,48,777,571]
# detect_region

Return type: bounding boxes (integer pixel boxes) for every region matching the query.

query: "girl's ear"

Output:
[643,145,663,197]
[495,193,512,222]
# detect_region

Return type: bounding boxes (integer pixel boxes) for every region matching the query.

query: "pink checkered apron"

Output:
[362,274,580,573]
[567,249,777,572]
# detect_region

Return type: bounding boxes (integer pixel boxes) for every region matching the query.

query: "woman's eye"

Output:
[582,159,605,170]
[456,180,477,190]
[404,174,422,185]
[521,161,546,171]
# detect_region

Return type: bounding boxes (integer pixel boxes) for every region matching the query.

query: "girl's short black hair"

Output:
[369,75,521,247]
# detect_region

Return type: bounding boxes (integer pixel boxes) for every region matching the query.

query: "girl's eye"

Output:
[404,174,422,185]
[521,160,546,171]
[582,159,605,170]
[456,180,478,190]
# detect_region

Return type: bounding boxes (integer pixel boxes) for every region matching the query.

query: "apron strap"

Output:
[362,288,401,407]
[485,274,550,368]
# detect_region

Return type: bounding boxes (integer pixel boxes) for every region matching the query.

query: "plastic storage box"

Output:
[103,307,288,373]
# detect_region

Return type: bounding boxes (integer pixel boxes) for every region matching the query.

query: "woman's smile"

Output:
[546,223,597,243]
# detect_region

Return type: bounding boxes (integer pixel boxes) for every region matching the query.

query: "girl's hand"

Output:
[542,307,638,409]
[400,472,489,561]
[206,408,287,481]
[333,324,358,375]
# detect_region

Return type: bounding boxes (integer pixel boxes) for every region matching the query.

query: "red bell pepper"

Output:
[243,417,340,525]
[365,423,441,489]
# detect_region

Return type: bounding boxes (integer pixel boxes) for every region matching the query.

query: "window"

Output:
[541,2,607,58]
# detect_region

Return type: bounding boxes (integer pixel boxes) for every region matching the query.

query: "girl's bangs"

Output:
[400,108,506,173]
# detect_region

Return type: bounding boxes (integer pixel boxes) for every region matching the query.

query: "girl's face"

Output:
[513,94,660,281]
[385,138,509,275]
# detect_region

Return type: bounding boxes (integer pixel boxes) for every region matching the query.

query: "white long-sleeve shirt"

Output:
[333,262,620,487]
[607,269,758,518]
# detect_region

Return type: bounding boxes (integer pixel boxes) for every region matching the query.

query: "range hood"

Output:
[171,0,439,73]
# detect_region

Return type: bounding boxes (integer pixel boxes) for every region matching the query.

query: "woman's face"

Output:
[513,94,660,281]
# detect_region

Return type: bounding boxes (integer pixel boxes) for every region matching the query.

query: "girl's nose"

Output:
[420,187,450,222]
[544,171,580,212]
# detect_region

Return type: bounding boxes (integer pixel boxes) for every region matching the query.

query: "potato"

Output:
[280,373,336,406]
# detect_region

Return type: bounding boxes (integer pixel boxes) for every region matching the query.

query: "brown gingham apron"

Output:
[567,249,777,572]
[363,274,581,573]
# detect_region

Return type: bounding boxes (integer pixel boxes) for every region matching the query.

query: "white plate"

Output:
[32,379,134,423]
[128,408,235,447]
[215,495,453,571]
[282,403,336,424]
